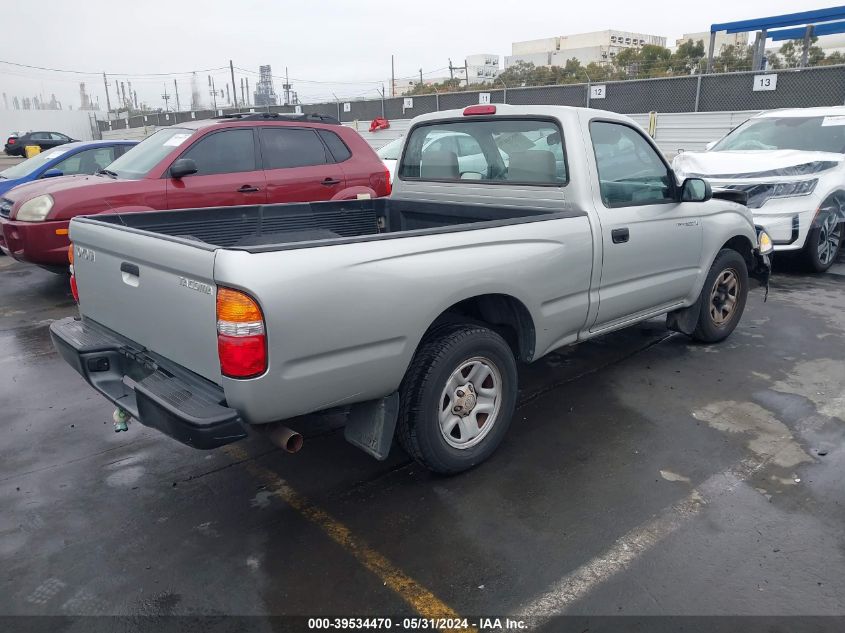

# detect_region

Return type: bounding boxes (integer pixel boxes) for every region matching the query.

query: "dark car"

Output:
[5,131,78,156]
[0,113,391,270]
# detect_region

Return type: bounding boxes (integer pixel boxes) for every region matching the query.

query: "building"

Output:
[253,65,278,107]
[463,54,501,82]
[675,31,749,52]
[505,30,667,68]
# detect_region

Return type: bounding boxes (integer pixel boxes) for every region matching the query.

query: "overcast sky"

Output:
[0,0,828,111]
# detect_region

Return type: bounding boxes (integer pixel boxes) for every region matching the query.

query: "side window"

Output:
[260,128,328,169]
[590,121,673,207]
[317,130,352,162]
[50,133,68,141]
[54,147,116,175]
[31,132,50,141]
[181,129,256,176]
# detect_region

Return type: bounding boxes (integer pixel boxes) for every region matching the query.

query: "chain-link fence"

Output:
[98,65,845,134]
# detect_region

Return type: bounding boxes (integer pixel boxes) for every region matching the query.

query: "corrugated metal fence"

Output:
[101,111,757,156]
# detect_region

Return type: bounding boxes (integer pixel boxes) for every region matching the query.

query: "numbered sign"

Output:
[295,105,303,114]
[403,97,414,109]
[590,84,607,100]
[753,74,778,91]
[478,92,491,104]
[343,102,351,112]
[190,112,196,119]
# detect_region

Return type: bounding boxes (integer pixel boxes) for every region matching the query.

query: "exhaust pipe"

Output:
[264,424,304,454]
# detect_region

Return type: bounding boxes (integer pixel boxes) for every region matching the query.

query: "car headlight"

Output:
[720,179,818,208]
[757,229,774,255]
[15,194,54,222]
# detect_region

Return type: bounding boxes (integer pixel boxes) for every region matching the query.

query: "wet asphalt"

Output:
[0,251,844,630]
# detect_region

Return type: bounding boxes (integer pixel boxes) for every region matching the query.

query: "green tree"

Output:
[671,39,706,74]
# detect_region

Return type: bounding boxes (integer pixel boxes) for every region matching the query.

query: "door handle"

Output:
[321,177,342,186]
[237,185,260,193]
[611,228,630,244]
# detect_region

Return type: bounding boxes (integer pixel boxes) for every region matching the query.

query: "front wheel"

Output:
[690,249,749,343]
[803,203,843,272]
[398,324,518,474]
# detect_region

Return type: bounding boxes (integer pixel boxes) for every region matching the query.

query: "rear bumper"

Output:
[0,217,71,266]
[50,317,246,450]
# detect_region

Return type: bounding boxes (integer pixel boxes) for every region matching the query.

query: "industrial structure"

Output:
[505,30,667,68]
[707,6,845,72]
[254,64,279,107]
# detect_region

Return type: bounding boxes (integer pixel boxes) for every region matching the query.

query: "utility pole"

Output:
[208,75,218,111]
[103,72,112,114]
[283,67,291,106]
[133,91,138,109]
[161,84,171,112]
[448,58,454,80]
[240,78,246,108]
[229,59,238,109]
[391,54,395,97]
[245,78,250,106]
[464,60,469,87]
[174,79,181,112]
[127,80,133,111]
[226,84,230,105]
[120,82,127,110]
[419,68,423,86]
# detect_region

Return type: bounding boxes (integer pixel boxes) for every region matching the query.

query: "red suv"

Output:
[0,113,391,271]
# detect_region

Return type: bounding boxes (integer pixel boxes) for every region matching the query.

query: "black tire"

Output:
[691,249,749,344]
[398,324,518,474]
[802,202,843,273]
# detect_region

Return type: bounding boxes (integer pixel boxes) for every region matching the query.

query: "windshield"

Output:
[376,137,403,160]
[712,116,845,153]
[107,127,193,179]
[0,146,72,180]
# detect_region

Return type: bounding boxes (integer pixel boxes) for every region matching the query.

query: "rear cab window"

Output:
[399,118,567,185]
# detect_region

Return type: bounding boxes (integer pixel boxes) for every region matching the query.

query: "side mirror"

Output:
[41,168,63,178]
[704,141,717,151]
[169,158,198,179]
[681,177,712,203]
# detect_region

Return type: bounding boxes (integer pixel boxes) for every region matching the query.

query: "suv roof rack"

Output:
[214,112,341,125]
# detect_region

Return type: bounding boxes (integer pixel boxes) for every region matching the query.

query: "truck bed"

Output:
[91,198,559,252]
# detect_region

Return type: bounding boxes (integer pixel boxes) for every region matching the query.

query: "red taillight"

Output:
[369,167,392,196]
[463,105,496,116]
[218,334,266,377]
[8,138,16,145]
[68,244,79,303]
[216,287,266,378]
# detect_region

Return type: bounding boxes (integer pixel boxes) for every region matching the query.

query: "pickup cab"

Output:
[51,105,772,474]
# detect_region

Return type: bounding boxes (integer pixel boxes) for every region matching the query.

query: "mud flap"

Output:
[666,294,703,336]
[344,392,400,461]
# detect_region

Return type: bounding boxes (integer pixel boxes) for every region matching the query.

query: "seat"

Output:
[420,150,459,180]
[77,152,101,175]
[507,150,557,183]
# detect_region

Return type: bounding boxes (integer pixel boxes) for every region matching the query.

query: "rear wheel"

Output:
[691,249,749,343]
[803,201,843,272]
[398,324,517,474]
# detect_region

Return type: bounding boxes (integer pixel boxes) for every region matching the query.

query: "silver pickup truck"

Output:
[51,105,772,474]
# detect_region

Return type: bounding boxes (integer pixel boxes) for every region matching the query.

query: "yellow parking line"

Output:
[225,445,474,630]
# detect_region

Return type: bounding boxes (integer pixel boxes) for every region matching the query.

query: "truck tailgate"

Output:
[70,219,222,384]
